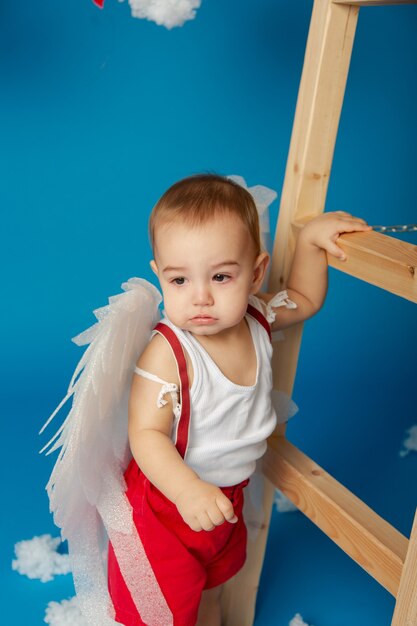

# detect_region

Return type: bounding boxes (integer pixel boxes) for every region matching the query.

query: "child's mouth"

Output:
[191,316,217,325]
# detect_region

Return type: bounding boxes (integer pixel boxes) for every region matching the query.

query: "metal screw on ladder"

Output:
[370,224,417,233]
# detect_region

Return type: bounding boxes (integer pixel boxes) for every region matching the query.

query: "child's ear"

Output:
[251,252,269,293]
[150,260,159,276]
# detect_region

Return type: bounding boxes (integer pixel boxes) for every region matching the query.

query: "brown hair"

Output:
[149,174,262,256]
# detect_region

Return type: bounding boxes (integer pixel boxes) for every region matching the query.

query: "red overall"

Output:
[107,305,271,626]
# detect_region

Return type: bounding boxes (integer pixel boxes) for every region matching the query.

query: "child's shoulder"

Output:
[249,293,267,312]
[249,293,272,322]
[136,331,180,386]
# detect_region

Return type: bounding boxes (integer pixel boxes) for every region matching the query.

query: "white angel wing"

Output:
[226,174,276,256]
[39,277,173,626]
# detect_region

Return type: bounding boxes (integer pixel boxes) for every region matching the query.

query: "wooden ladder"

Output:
[222,1,417,624]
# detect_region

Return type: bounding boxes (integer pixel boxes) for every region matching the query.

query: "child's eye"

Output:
[213,274,230,282]
[171,277,186,285]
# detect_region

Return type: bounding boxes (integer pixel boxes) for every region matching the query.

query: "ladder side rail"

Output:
[391,509,417,625]
[222,1,360,624]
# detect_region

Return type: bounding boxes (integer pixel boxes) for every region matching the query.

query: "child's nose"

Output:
[193,284,214,306]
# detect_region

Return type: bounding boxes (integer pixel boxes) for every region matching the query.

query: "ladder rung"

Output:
[292,220,417,303]
[263,436,408,596]
[333,1,417,6]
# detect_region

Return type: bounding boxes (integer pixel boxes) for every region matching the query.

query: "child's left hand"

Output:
[300,211,373,261]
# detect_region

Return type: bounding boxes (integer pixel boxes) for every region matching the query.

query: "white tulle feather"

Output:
[40,278,174,626]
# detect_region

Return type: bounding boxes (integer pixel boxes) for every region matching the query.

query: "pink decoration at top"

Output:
[92,0,104,7]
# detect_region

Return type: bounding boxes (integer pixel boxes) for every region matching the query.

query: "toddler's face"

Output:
[151,214,268,336]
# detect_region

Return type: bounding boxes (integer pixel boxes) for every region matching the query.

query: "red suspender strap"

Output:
[153,323,191,459]
[246,303,272,342]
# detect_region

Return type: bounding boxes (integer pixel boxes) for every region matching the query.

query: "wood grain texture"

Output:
[333,0,417,6]
[263,437,408,596]
[391,510,417,625]
[293,219,417,303]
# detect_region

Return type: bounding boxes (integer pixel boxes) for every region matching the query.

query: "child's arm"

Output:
[128,334,237,532]
[258,211,372,330]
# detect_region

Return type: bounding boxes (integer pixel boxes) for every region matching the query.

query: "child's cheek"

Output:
[163,290,184,323]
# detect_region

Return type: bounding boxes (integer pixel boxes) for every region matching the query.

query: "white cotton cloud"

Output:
[44,597,88,626]
[128,0,201,28]
[12,534,70,582]
[274,489,298,513]
[400,424,417,457]
[289,613,313,626]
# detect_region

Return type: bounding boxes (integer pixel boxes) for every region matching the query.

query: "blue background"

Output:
[1,0,416,624]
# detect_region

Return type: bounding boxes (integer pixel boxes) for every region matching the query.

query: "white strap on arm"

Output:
[265,290,297,323]
[134,367,181,419]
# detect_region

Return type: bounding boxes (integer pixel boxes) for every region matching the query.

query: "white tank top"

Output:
[158,296,277,487]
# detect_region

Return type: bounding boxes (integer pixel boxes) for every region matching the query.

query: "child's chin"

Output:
[192,327,219,335]
[186,324,218,335]
[185,320,224,335]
